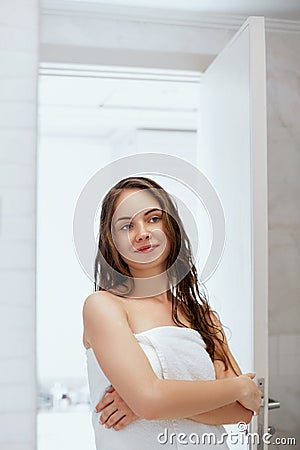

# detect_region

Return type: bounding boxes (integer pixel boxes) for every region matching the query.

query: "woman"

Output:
[83,176,261,449]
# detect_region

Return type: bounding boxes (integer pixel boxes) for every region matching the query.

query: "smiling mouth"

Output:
[135,245,159,253]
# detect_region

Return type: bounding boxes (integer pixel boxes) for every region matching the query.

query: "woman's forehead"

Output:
[114,189,161,218]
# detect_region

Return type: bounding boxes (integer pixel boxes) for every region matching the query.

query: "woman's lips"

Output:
[135,245,159,253]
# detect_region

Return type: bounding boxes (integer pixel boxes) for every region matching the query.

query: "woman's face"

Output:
[111,188,171,274]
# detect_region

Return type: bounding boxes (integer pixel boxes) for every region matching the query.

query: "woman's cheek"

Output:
[114,233,132,256]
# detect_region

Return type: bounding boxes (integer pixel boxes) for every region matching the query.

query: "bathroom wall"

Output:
[0,1,39,449]
[266,30,300,444]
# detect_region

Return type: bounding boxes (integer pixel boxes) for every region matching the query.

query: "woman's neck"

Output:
[128,272,170,300]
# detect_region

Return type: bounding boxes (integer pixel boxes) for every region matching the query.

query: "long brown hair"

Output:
[94,176,238,373]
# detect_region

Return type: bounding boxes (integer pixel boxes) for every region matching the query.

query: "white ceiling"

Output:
[70,0,300,20]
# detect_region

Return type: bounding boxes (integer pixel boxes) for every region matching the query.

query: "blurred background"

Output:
[0,1,299,449]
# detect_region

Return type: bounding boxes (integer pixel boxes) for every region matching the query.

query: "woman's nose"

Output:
[135,223,151,241]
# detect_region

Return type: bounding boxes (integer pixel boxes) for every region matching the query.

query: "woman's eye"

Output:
[120,217,160,230]
[120,223,132,231]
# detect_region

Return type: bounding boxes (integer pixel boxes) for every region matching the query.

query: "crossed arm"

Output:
[187,359,253,425]
[97,358,253,429]
[95,314,253,428]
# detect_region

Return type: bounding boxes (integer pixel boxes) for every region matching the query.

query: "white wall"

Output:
[0,0,39,449]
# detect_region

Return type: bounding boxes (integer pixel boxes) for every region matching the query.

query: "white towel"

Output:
[86,326,230,449]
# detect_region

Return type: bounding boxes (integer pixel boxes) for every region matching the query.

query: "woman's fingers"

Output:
[244,373,261,414]
[245,372,256,379]
[100,406,138,429]
[101,409,124,428]
[101,407,138,430]
[96,388,139,430]
[113,411,139,430]
[237,374,262,415]
[105,385,115,393]
[95,391,114,413]
[98,391,127,424]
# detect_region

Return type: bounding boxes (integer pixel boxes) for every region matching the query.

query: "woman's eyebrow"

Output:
[144,208,162,216]
[115,208,162,224]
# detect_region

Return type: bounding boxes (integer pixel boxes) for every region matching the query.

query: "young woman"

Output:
[83,176,261,449]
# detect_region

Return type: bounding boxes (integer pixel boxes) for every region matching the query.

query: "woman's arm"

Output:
[187,364,254,425]
[187,312,254,425]
[189,402,253,425]
[83,292,261,421]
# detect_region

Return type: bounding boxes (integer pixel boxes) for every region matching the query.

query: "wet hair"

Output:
[94,176,238,374]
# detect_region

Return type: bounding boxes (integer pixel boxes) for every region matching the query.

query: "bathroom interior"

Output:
[1,0,299,449]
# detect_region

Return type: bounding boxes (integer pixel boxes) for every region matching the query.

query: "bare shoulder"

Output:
[82,290,131,349]
[83,290,127,320]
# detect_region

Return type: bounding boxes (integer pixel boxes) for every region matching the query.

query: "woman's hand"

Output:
[236,373,262,415]
[95,385,139,431]
[95,373,261,430]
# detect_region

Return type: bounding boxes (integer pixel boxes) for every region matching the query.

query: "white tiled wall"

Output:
[266,30,300,445]
[0,1,39,449]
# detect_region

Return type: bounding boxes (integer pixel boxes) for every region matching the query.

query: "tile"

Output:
[278,335,300,356]
[0,130,36,165]
[0,384,36,413]
[277,335,300,376]
[269,335,279,375]
[0,270,35,306]
[0,163,35,187]
[0,358,34,384]
[0,0,38,30]
[0,329,35,359]
[0,241,35,270]
[269,374,300,444]
[0,304,35,331]
[0,188,35,216]
[0,215,35,241]
[0,78,37,102]
[268,229,300,335]
[0,412,35,443]
[0,103,37,130]
[0,50,38,77]
[0,27,38,52]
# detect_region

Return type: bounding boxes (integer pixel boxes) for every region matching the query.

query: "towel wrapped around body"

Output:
[86,325,230,449]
